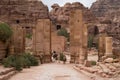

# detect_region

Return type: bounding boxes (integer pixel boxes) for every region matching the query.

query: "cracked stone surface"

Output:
[9,63,90,80]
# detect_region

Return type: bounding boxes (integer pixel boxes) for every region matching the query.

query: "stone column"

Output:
[69,10,83,63]
[33,19,52,63]
[105,37,113,57]
[79,24,88,64]
[11,25,25,54]
[98,33,107,61]
[98,37,105,61]
[9,45,14,55]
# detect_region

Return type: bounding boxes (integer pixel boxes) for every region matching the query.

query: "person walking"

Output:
[52,51,58,62]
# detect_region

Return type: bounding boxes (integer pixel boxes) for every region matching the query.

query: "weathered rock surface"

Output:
[91,0,120,18]
[50,2,97,28]
[0,0,49,28]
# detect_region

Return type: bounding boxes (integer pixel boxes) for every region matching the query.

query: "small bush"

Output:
[91,60,96,66]
[59,53,66,62]
[2,55,16,67]
[88,35,94,49]
[57,28,70,41]
[0,23,13,42]
[2,55,23,71]
[26,33,32,39]
[2,53,39,71]
[22,53,39,66]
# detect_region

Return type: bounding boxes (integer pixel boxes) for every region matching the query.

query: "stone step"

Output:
[0,70,17,80]
[0,68,15,75]
[0,66,17,80]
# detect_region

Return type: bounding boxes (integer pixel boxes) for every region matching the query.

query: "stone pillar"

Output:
[9,45,14,55]
[79,24,88,64]
[98,37,105,61]
[69,10,83,63]
[11,25,25,54]
[33,19,52,63]
[105,37,113,57]
[0,41,6,60]
[69,10,88,64]
[98,33,107,61]
[33,27,36,54]
[43,19,52,63]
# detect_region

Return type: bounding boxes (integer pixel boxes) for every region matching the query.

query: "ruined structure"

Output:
[98,33,107,61]
[91,0,120,57]
[0,0,49,56]
[69,10,88,64]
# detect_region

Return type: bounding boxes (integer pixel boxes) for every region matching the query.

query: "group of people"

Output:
[52,51,67,64]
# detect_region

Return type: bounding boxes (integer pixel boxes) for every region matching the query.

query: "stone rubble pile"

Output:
[74,60,120,79]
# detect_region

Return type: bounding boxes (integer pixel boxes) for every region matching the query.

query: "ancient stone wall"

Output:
[51,33,66,53]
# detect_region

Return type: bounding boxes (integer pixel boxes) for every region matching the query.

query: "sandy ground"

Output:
[9,63,90,80]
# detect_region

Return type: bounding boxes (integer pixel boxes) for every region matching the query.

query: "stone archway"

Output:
[33,10,89,64]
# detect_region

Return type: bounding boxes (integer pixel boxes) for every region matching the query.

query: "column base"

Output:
[105,53,113,57]
[43,54,52,63]
[70,55,79,63]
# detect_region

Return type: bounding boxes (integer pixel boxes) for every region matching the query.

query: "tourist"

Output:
[52,51,58,62]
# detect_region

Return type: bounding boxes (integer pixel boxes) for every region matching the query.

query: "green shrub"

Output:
[26,33,32,39]
[91,60,96,66]
[2,55,16,67]
[2,53,39,71]
[57,28,69,40]
[13,56,23,71]
[20,55,31,68]
[88,35,94,49]
[59,53,66,62]
[2,55,23,71]
[22,53,39,66]
[0,23,13,42]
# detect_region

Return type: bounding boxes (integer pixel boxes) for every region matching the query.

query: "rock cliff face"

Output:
[0,0,49,28]
[91,0,120,56]
[91,0,120,17]
[50,2,96,28]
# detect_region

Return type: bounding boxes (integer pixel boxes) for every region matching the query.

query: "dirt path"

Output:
[9,63,90,80]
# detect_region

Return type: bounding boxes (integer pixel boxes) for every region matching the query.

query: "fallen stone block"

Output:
[104,58,114,63]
